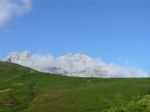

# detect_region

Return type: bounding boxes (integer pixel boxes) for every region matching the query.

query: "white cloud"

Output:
[0,0,32,25]
[4,51,149,78]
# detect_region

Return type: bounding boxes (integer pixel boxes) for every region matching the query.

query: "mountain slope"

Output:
[0,61,150,112]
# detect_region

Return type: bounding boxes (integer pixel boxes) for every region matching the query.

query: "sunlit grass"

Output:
[0,61,150,112]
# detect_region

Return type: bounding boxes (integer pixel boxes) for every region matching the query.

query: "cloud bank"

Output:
[0,0,32,25]
[4,51,148,78]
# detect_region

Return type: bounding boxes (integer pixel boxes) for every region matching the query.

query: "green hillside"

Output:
[0,61,150,112]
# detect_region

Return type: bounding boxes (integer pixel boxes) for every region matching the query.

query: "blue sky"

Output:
[0,0,150,73]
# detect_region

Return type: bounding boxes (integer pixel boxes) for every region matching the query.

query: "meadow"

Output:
[0,61,150,112]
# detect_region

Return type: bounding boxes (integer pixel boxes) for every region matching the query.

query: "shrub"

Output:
[104,95,150,112]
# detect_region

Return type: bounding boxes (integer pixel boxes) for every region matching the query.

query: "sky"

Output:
[0,0,150,73]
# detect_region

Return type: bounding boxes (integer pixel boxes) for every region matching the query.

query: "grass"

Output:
[0,61,150,112]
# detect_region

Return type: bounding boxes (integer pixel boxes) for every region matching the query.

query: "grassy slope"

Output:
[0,61,150,112]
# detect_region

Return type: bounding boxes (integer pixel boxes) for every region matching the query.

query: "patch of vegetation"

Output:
[104,95,150,112]
[0,61,150,112]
